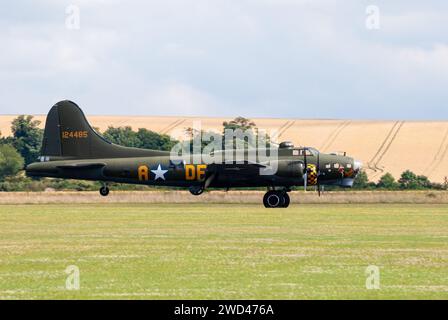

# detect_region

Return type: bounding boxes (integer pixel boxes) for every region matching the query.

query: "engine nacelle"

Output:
[274,160,305,178]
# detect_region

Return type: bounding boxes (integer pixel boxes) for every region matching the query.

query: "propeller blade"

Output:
[304,172,308,192]
[303,150,308,192]
[204,173,216,189]
[317,152,322,197]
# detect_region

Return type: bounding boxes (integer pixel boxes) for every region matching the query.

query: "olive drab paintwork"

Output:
[26,100,362,208]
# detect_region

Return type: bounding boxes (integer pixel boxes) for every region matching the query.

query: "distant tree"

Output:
[430,182,445,190]
[102,126,140,148]
[223,117,256,132]
[102,126,178,152]
[0,144,24,181]
[183,127,219,154]
[183,117,272,154]
[398,170,431,189]
[222,117,271,149]
[416,175,431,189]
[11,115,43,166]
[0,134,14,145]
[398,170,418,189]
[136,128,178,151]
[377,173,398,190]
[353,170,370,189]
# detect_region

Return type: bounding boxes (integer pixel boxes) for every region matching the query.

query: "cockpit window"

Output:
[293,148,315,156]
[303,149,314,156]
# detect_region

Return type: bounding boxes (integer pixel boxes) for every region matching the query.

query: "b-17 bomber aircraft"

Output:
[26,100,362,208]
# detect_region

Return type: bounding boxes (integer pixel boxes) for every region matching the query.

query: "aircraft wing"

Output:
[207,161,267,176]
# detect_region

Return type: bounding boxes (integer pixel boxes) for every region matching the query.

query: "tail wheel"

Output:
[189,185,204,196]
[263,191,289,208]
[99,186,109,197]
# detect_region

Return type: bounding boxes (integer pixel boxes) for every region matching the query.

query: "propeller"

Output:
[302,147,323,196]
[303,149,308,192]
[204,173,216,189]
[338,166,345,184]
[204,165,218,190]
[303,171,308,192]
[317,151,322,197]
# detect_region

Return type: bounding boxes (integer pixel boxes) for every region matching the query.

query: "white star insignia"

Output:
[151,164,168,181]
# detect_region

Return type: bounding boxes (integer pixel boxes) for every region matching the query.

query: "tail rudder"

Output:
[41,100,100,159]
[41,100,167,160]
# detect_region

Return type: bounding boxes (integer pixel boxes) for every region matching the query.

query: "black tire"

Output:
[189,186,204,196]
[263,191,283,208]
[281,192,290,208]
[99,186,109,197]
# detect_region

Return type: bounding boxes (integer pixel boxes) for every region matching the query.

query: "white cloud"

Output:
[0,1,447,119]
[142,81,223,115]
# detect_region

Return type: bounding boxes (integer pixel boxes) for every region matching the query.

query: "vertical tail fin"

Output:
[41,100,167,160]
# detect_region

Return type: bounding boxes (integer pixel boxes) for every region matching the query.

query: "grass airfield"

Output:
[0,203,448,299]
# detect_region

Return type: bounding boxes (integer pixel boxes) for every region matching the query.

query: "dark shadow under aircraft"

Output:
[26,100,362,208]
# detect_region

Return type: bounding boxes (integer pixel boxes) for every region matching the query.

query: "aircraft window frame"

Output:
[305,150,314,156]
[307,147,319,156]
[293,149,314,157]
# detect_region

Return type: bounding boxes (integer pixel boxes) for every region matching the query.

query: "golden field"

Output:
[1,115,448,182]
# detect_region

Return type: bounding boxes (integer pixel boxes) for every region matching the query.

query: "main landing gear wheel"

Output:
[281,192,290,208]
[99,186,110,197]
[263,191,290,208]
[189,185,204,196]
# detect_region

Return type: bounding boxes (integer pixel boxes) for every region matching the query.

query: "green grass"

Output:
[1,203,448,299]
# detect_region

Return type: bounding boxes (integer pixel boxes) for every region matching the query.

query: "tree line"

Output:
[352,170,447,190]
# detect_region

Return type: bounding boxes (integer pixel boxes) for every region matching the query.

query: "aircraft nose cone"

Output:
[354,160,363,171]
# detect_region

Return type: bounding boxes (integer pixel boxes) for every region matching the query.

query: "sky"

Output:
[0,0,447,120]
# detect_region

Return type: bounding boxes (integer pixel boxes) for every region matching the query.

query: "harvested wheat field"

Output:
[1,115,448,182]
